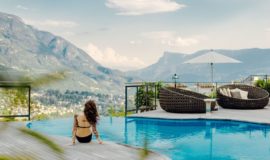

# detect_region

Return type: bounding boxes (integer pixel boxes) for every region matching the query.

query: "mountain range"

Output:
[0,12,133,94]
[1,12,270,94]
[127,48,270,82]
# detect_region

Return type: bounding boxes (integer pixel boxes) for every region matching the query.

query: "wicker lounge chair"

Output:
[217,84,269,109]
[159,87,216,113]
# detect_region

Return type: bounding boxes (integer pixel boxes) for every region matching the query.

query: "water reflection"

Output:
[122,118,270,160]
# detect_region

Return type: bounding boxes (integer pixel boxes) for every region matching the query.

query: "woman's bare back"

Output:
[75,113,92,137]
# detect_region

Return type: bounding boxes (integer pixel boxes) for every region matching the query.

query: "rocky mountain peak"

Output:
[0,12,130,94]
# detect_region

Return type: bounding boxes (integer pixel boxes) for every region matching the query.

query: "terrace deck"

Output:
[0,123,169,160]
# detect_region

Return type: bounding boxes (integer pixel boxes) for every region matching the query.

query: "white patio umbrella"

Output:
[184,50,241,83]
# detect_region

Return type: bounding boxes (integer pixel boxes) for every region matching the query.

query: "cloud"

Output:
[129,40,142,45]
[16,5,28,10]
[84,43,146,71]
[24,19,78,28]
[142,31,204,47]
[266,28,270,32]
[105,0,185,16]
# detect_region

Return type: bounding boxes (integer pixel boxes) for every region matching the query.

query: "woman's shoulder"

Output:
[75,112,86,118]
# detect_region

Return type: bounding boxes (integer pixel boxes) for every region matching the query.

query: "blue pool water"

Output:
[28,117,270,160]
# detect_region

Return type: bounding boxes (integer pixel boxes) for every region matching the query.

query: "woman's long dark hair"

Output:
[84,100,99,125]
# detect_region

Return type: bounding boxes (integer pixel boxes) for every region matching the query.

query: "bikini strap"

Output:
[74,114,91,128]
[77,126,91,128]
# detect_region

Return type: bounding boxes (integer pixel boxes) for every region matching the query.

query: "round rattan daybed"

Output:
[159,87,216,113]
[217,84,269,109]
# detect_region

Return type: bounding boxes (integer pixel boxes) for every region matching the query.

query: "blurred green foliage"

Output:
[208,90,217,98]
[0,71,66,158]
[0,71,68,121]
[135,81,163,108]
[255,79,270,93]
[107,105,133,117]
[19,128,64,154]
[140,137,149,160]
[0,118,15,122]
[0,155,34,160]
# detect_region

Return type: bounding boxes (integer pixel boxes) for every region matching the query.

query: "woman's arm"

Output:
[72,114,78,144]
[92,124,102,144]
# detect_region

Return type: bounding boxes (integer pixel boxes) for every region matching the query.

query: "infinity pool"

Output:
[28,117,270,160]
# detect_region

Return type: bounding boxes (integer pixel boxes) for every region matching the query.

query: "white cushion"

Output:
[230,90,241,99]
[221,88,228,96]
[239,90,248,99]
[219,88,225,95]
[230,88,248,99]
[226,88,232,97]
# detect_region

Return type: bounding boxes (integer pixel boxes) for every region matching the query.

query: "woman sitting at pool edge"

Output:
[72,100,102,144]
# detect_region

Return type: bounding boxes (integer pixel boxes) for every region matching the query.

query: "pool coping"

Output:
[128,106,270,126]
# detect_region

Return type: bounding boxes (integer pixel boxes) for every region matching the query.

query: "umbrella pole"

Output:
[211,62,214,84]
[211,63,214,98]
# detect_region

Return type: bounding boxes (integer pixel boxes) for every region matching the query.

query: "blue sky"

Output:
[0,0,270,71]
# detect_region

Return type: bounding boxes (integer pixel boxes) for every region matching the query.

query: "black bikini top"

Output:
[77,125,91,128]
[75,115,91,128]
